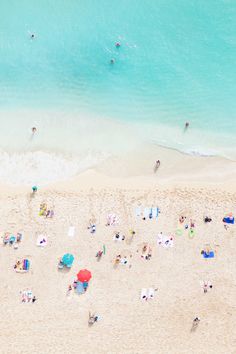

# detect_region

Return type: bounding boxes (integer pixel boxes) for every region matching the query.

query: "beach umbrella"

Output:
[62,253,74,266]
[77,269,92,282]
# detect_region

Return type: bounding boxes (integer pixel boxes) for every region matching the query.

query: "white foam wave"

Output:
[0,150,109,186]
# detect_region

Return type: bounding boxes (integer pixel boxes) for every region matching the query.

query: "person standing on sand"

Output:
[193,317,200,327]
[154,160,160,173]
[32,185,38,193]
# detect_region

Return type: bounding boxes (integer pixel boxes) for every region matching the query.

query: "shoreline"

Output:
[0,142,235,191]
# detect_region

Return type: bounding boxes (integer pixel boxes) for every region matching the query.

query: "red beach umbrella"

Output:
[77,269,92,282]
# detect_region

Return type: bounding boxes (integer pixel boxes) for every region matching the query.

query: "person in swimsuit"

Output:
[184,122,189,131]
[154,160,160,173]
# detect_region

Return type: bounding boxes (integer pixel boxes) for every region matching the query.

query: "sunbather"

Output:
[16,233,22,242]
[87,219,96,233]
[114,255,121,265]
[204,216,212,223]
[179,216,186,224]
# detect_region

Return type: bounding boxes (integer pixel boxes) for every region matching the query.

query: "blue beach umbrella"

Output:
[62,253,74,267]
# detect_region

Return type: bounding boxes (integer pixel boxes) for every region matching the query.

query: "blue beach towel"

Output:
[223,217,234,224]
[76,281,84,294]
[203,251,214,258]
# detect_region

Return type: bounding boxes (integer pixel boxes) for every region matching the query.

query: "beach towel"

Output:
[21,290,33,303]
[36,235,47,247]
[141,288,147,300]
[113,233,125,242]
[188,228,195,239]
[203,251,214,258]
[135,207,142,217]
[147,288,155,299]
[223,217,234,224]
[15,259,30,272]
[24,259,30,270]
[143,208,150,219]
[120,257,128,265]
[152,207,159,219]
[21,290,33,302]
[68,226,75,238]
[76,281,84,295]
[157,233,174,248]
[107,214,118,226]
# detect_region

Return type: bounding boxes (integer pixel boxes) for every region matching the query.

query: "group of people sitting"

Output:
[3,232,22,246]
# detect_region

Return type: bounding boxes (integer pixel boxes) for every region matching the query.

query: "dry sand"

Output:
[0,165,236,354]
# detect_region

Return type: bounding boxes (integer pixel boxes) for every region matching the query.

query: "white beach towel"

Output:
[36,235,47,247]
[147,288,155,299]
[157,233,174,248]
[120,257,128,265]
[107,214,118,226]
[68,226,75,238]
[162,236,174,248]
[135,207,142,217]
[157,232,164,245]
[143,208,150,219]
[141,288,148,301]
[113,233,125,242]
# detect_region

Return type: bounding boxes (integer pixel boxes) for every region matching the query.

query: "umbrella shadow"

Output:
[57,266,72,273]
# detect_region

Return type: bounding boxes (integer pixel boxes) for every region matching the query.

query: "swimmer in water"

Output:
[184,122,189,130]
[32,127,37,134]
[30,34,35,39]
[115,42,121,47]
[110,58,115,64]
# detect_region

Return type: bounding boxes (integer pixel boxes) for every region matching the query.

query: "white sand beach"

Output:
[0,153,236,354]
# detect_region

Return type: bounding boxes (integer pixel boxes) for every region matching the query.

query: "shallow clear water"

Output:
[0,0,236,184]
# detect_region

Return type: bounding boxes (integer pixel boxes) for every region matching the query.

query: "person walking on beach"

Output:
[154,160,160,173]
[191,317,200,331]
[88,312,100,325]
[32,185,38,194]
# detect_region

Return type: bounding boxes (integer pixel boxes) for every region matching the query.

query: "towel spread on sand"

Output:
[157,233,174,248]
[68,226,75,238]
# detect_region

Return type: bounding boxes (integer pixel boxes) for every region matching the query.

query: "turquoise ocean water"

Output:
[0,0,235,184]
